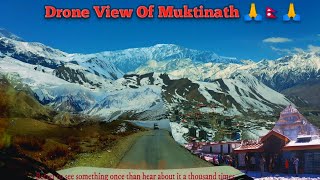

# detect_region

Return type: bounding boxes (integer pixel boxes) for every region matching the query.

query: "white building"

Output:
[202,141,241,154]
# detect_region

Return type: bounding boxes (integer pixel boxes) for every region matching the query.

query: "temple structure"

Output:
[234,105,320,174]
[273,105,319,141]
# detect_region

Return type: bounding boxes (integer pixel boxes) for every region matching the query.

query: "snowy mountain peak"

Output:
[278,51,320,69]
[0,28,24,41]
[70,44,240,73]
[0,28,311,130]
[0,34,68,67]
[0,30,123,84]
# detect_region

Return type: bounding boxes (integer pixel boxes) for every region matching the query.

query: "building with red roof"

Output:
[233,105,320,174]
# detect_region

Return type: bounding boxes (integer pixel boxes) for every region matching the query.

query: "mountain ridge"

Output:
[0,28,317,122]
[0,29,240,72]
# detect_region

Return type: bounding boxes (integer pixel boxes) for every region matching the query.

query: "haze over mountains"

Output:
[0,29,319,124]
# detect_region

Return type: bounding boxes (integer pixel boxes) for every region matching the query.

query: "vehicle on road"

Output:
[154,123,159,130]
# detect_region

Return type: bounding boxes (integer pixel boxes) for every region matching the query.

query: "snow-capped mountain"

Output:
[0,29,124,87]
[88,86,166,120]
[0,28,309,121]
[0,54,291,120]
[249,52,320,91]
[183,73,292,115]
[116,72,291,116]
[135,52,320,92]
[135,51,320,110]
[0,56,165,121]
[0,28,24,41]
[69,44,240,73]
[0,36,65,68]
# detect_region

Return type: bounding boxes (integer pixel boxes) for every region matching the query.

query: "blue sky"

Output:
[0,0,320,61]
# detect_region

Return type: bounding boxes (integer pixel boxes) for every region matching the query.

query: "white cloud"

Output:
[270,45,320,55]
[263,37,293,43]
[293,47,305,54]
[270,46,293,55]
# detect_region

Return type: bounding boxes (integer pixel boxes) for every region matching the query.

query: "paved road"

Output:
[59,130,245,179]
[117,130,211,169]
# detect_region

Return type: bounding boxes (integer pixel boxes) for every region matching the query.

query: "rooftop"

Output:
[284,135,320,150]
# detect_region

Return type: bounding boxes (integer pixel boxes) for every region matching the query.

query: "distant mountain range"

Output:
[68,44,240,73]
[0,29,319,124]
[135,51,320,108]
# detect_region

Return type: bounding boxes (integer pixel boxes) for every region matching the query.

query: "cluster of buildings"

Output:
[177,104,242,142]
[184,105,320,174]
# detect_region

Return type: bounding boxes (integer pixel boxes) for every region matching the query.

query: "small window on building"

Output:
[296,136,312,143]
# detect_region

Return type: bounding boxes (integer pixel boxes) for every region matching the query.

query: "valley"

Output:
[0,28,319,175]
